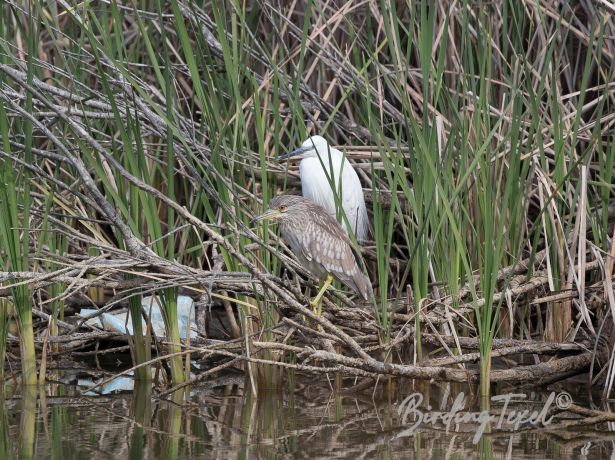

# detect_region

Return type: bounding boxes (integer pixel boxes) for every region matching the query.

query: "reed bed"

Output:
[0,0,614,403]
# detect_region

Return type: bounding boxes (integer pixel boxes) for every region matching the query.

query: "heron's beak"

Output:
[251,209,282,224]
[277,145,311,161]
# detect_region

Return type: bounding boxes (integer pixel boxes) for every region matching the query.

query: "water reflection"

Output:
[129,380,151,460]
[19,385,36,460]
[1,374,614,459]
[0,390,8,459]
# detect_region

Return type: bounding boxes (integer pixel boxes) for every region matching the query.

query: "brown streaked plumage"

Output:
[252,195,372,300]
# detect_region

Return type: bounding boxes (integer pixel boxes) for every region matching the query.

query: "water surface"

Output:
[3,372,613,459]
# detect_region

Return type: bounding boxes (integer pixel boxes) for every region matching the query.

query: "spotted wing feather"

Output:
[300,206,372,300]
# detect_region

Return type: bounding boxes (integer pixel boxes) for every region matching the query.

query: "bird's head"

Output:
[251,195,306,224]
[278,135,330,162]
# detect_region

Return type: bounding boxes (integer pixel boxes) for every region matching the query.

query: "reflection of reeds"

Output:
[130,380,152,459]
[0,1,613,393]
[19,385,36,459]
[0,389,7,459]
[161,389,183,460]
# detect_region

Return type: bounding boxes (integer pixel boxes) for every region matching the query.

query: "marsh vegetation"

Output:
[1,1,615,455]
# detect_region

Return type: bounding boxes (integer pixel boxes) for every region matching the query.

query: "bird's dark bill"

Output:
[251,209,280,223]
[277,145,311,161]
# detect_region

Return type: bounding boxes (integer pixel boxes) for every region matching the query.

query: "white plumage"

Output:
[279,136,368,242]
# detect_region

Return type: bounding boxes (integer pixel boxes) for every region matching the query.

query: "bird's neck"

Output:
[314,149,343,171]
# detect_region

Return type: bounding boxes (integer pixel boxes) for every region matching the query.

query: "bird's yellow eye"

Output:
[278,206,287,212]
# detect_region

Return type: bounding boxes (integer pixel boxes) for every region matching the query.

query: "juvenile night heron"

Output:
[252,195,372,311]
[278,136,369,242]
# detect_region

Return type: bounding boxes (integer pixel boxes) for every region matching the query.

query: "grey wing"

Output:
[302,219,372,300]
[280,226,317,274]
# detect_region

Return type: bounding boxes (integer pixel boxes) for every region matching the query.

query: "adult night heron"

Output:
[278,136,369,242]
[252,195,372,311]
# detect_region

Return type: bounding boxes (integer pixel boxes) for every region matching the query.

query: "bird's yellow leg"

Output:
[310,274,333,316]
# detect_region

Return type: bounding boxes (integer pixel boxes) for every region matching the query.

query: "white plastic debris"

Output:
[79,295,198,339]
